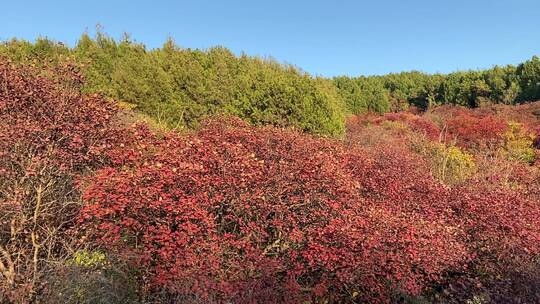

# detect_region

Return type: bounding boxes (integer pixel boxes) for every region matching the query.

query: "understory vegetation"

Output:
[1,33,540,303]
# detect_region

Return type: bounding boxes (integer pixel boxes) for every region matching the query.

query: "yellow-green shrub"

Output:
[502,122,536,163]
[433,143,476,184]
[72,250,107,268]
[413,140,476,184]
[380,120,408,131]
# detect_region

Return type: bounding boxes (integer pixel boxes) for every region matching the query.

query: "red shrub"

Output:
[452,185,540,262]
[473,101,540,130]
[3,55,537,303]
[346,112,441,140]
[382,112,441,139]
[80,119,467,303]
[441,184,540,303]
[427,104,539,149]
[0,59,121,172]
[345,112,381,131]
[0,59,124,300]
[445,113,508,149]
[341,145,469,294]
[532,125,540,149]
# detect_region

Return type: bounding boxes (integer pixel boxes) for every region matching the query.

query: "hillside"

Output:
[0,34,539,304]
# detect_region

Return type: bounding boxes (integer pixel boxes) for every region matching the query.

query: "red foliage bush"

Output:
[473,101,540,130]
[439,183,540,303]
[0,58,123,300]
[341,144,470,294]
[0,59,121,172]
[532,125,540,149]
[80,119,468,303]
[346,112,441,140]
[427,104,540,149]
[3,56,538,303]
[445,113,508,149]
[382,112,441,140]
[451,185,540,263]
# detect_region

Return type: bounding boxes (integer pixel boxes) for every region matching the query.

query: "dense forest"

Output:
[1,32,540,304]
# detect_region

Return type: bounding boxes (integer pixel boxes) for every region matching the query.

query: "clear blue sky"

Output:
[2,0,539,77]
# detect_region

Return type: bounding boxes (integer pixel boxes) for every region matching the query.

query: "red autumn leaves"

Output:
[2,58,539,303]
[79,118,539,303]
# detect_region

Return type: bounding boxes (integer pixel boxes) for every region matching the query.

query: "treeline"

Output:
[335,56,540,113]
[2,31,540,136]
[0,33,345,136]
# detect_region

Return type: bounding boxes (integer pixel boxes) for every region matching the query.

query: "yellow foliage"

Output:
[72,250,107,268]
[433,143,476,184]
[413,140,476,184]
[502,122,536,163]
[380,120,408,131]
[117,100,137,110]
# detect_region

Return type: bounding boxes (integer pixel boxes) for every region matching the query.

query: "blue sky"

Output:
[2,0,540,76]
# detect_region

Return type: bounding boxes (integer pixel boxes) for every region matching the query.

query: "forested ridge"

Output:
[2,32,540,135]
[1,32,540,304]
